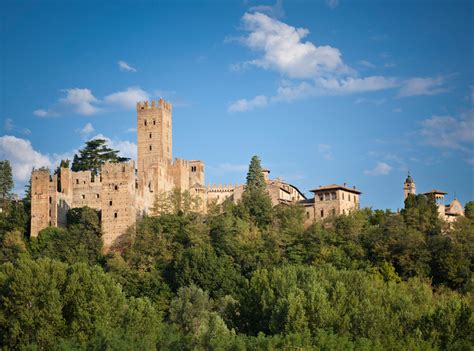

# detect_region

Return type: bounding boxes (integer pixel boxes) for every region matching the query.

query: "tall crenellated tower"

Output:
[403,171,416,199]
[136,99,173,188]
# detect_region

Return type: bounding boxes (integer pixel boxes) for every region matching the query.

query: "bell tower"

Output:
[403,171,416,199]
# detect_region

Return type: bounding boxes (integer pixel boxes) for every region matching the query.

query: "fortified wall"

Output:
[31,98,364,251]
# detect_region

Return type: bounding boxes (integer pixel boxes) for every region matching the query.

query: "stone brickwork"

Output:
[30,98,361,251]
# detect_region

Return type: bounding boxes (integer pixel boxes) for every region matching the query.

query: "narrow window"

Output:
[109,200,113,206]
[114,185,118,191]
[153,120,156,125]
[331,192,336,200]
[319,195,323,201]
[49,197,52,204]
[76,179,79,184]
[81,194,85,199]
[354,196,357,203]
[342,193,345,200]
[122,166,126,172]
[149,145,152,151]
[320,209,324,218]
[114,212,118,218]
[96,194,100,199]
[144,120,147,126]
[348,194,351,201]
[324,193,330,201]
[149,132,152,139]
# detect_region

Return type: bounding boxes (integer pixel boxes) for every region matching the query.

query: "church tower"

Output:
[136,99,173,188]
[403,171,416,199]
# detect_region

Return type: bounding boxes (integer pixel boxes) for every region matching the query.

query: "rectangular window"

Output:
[149,132,152,139]
[342,193,345,200]
[319,195,323,201]
[76,179,79,184]
[320,209,324,218]
[149,145,152,151]
[114,212,118,218]
[324,193,330,201]
[331,192,336,200]
[81,194,85,199]
[144,120,147,126]
[109,200,113,206]
[348,194,351,201]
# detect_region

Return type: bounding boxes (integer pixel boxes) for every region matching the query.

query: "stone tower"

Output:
[136,99,173,190]
[403,171,416,199]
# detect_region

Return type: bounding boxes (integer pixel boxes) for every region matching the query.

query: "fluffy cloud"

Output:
[0,136,51,183]
[228,95,268,112]
[398,76,448,97]
[60,88,102,115]
[104,87,150,109]
[420,111,474,151]
[35,86,153,116]
[118,60,137,72]
[77,122,95,138]
[240,12,350,80]
[3,118,31,135]
[364,162,392,176]
[228,12,404,111]
[91,134,137,161]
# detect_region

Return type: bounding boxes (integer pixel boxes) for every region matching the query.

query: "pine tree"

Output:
[242,156,273,226]
[71,139,128,175]
[0,160,14,206]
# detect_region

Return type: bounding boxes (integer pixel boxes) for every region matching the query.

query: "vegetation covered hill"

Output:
[0,158,472,350]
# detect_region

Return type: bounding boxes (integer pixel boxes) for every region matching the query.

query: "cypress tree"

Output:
[242,155,273,226]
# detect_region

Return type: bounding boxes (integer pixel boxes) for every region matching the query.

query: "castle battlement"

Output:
[207,183,238,192]
[136,99,172,112]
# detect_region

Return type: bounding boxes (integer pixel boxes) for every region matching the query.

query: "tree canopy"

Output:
[71,139,128,175]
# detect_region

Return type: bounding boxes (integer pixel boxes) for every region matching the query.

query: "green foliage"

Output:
[30,207,103,265]
[1,189,473,349]
[402,194,442,235]
[0,160,14,204]
[71,139,129,175]
[242,155,273,226]
[465,201,474,220]
[152,188,201,216]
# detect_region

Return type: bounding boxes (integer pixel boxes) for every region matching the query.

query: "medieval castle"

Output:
[30,99,463,251]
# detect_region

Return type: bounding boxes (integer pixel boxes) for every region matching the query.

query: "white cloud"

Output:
[358,60,376,69]
[228,95,268,112]
[0,135,51,183]
[420,111,474,151]
[33,109,57,117]
[126,127,137,133]
[118,60,137,72]
[239,12,351,80]
[316,76,398,94]
[364,162,392,176]
[91,134,137,161]
[249,0,285,19]
[3,118,31,135]
[326,0,339,9]
[318,144,333,160]
[77,122,95,137]
[60,88,102,115]
[104,87,150,109]
[398,76,448,97]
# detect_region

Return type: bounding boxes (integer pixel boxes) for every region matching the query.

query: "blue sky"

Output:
[1,0,473,210]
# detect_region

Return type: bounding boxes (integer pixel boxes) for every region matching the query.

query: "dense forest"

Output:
[0,157,473,350]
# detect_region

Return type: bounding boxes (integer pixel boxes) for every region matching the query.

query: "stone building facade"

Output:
[30,99,312,251]
[300,184,361,225]
[402,173,464,222]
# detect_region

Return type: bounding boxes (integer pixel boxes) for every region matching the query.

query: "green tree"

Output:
[402,194,441,235]
[71,139,128,175]
[242,155,273,226]
[464,201,474,220]
[0,160,14,206]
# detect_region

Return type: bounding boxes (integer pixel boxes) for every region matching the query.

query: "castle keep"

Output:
[30,98,362,250]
